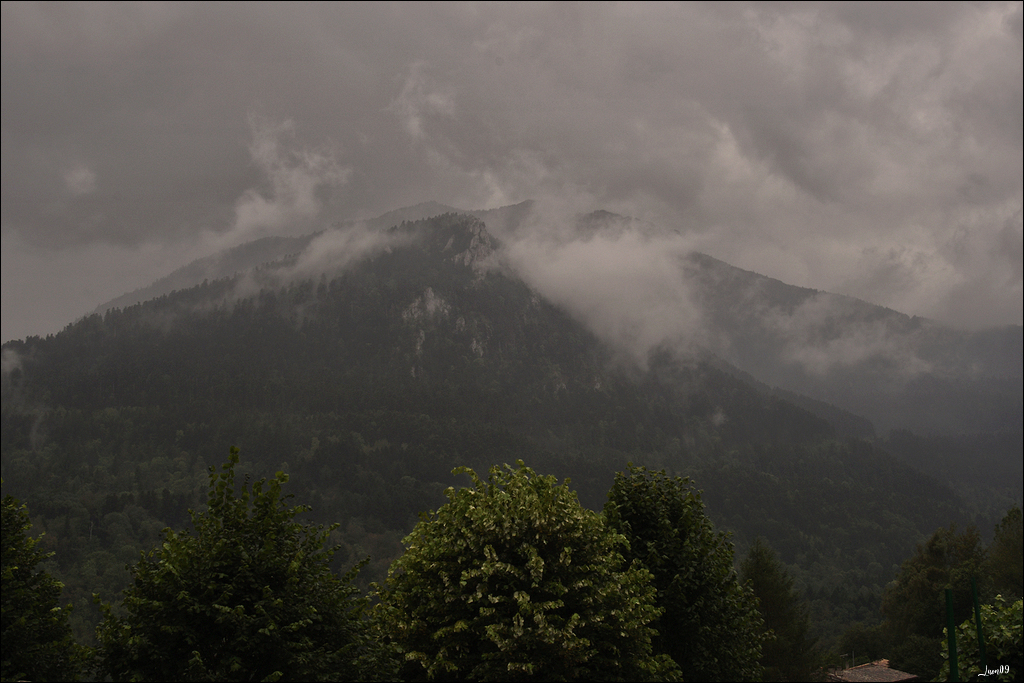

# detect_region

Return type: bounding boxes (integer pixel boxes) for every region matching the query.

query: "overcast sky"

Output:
[2,1,1022,343]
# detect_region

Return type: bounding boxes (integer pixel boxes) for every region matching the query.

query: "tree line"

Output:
[5,449,1020,682]
[4,452,811,682]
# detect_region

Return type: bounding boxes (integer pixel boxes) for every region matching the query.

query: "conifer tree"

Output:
[739,537,818,681]
[95,447,396,682]
[605,465,766,682]
[1,489,84,682]
[880,523,989,680]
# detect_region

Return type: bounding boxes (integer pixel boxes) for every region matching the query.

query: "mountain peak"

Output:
[361,201,461,229]
[408,213,500,274]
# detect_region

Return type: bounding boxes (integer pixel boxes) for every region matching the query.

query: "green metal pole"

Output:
[946,587,959,682]
[972,576,987,674]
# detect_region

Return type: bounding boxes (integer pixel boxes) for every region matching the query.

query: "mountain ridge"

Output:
[92,201,1022,438]
[2,210,1013,651]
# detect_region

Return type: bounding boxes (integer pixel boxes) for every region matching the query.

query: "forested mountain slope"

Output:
[0,212,993,647]
[96,200,1024,444]
[682,251,1022,437]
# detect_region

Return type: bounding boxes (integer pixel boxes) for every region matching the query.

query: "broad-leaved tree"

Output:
[375,461,678,681]
[937,595,1022,682]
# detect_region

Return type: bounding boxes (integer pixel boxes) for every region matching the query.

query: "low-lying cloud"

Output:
[762,293,933,377]
[506,227,704,367]
[224,115,351,249]
[2,2,1020,344]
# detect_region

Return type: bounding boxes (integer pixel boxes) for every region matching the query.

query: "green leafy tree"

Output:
[986,505,1023,601]
[604,465,766,682]
[2,489,84,682]
[374,461,678,682]
[95,447,396,682]
[739,537,818,681]
[882,524,988,637]
[880,523,989,680]
[937,595,1022,682]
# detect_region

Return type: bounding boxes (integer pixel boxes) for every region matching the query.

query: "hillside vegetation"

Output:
[3,212,1021,680]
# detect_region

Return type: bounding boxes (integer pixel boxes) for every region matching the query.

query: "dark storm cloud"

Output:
[2,1,1021,343]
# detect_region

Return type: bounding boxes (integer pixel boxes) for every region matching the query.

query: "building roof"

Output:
[828,659,919,682]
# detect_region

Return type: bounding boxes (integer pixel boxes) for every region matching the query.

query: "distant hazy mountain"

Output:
[680,251,1022,435]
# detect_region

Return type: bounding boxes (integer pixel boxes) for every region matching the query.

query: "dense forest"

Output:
[2,213,1022,680]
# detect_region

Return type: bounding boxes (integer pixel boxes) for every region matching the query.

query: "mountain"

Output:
[88,201,1023,498]
[681,251,1022,436]
[1,208,1016,649]
[96,234,318,315]
[95,201,462,315]
[477,202,1021,436]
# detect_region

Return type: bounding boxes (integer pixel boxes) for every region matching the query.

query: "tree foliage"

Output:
[604,465,766,681]
[882,524,988,639]
[879,523,989,680]
[739,537,818,681]
[986,505,1023,601]
[937,595,1022,682]
[1,489,84,682]
[1,212,997,654]
[95,447,394,682]
[374,461,678,681]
